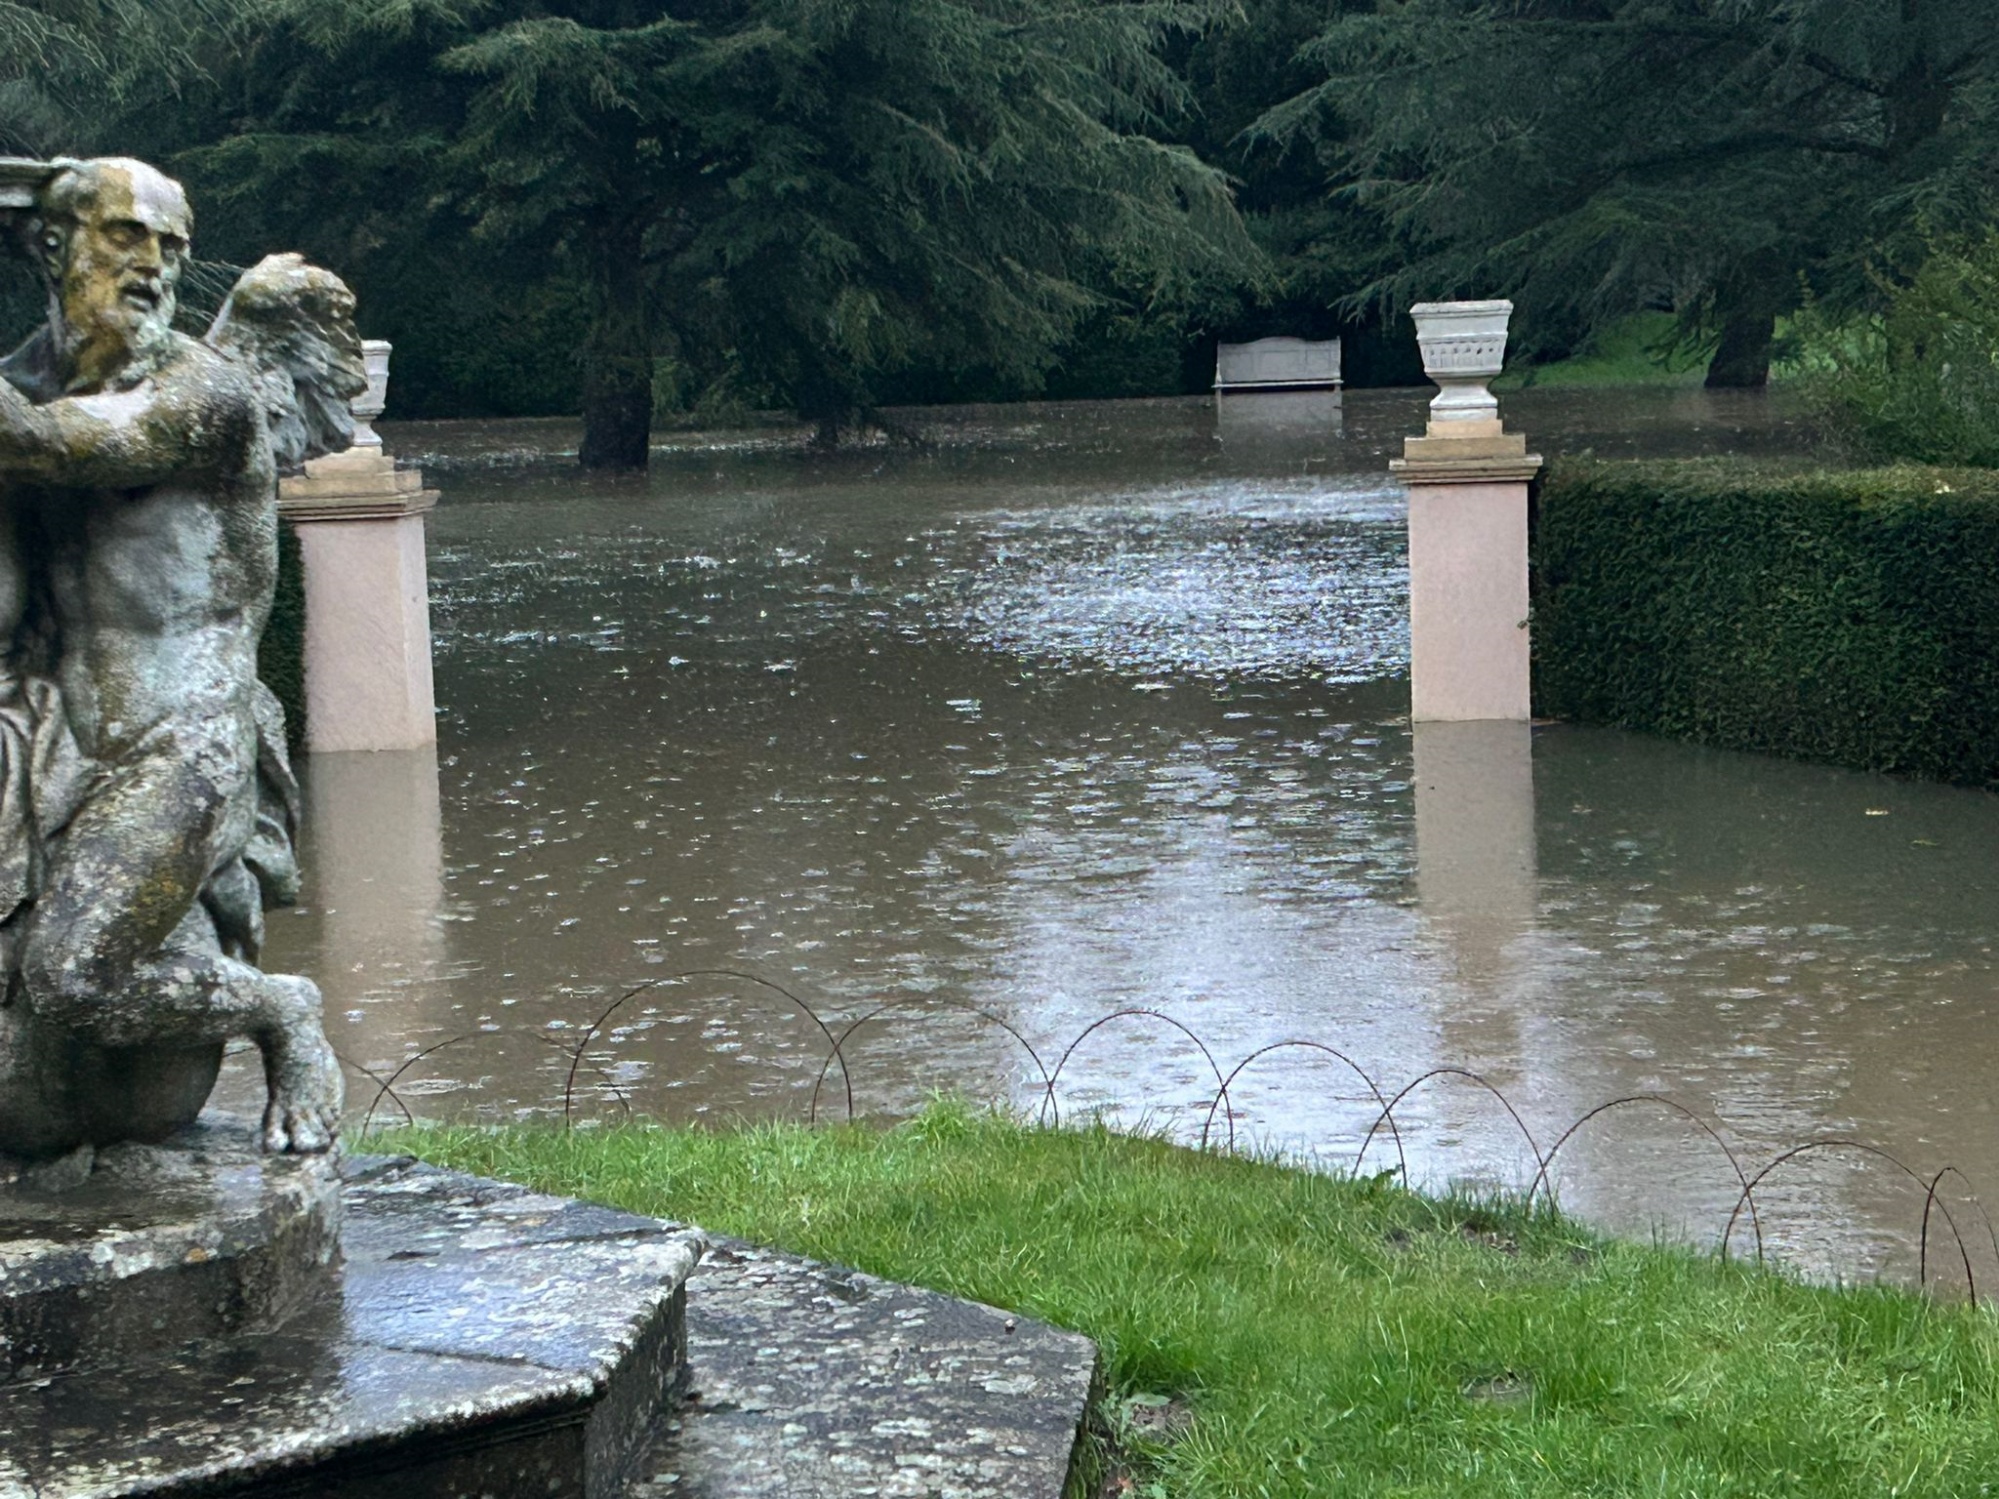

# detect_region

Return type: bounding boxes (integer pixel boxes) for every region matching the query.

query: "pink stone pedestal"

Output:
[278,448,438,752]
[1391,431,1542,723]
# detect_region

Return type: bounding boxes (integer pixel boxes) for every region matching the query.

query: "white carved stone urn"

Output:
[353,339,392,451]
[1408,300,1512,431]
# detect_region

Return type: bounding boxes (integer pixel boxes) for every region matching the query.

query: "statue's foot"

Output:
[258,976,343,1154]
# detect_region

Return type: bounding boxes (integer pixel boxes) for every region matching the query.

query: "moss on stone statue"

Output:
[260,521,306,752]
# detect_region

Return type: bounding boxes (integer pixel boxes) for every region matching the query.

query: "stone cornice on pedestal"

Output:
[1390,428,1543,484]
[277,449,438,522]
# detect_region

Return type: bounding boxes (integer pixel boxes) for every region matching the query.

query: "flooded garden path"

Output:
[251,387,1999,1283]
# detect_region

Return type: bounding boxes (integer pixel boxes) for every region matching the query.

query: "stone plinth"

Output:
[1393,443,1541,722]
[1,1151,705,1498]
[0,1116,340,1382]
[278,445,439,753]
[2,1137,1102,1499]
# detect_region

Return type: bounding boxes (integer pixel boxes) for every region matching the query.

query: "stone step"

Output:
[628,1239,1100,1498]
[2,1154,1098,1499]
[0,1156,702,1499]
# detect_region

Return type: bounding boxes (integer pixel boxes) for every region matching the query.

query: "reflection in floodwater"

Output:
[1414,718,1538,1065]
[1214,388,1344,452]
[308,746,448,996]
[257,388,1999,1284]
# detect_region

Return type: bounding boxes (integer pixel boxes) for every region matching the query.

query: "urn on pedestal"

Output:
[1409,299,1514,433]
[277,338,441,753]
[351,339,393,450]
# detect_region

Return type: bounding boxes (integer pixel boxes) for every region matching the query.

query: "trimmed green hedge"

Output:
[259,521,307,753]
[1532,459,1999,785]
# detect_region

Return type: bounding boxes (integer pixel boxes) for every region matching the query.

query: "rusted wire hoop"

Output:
[1196,1040,1407,1181]
[1921,1164,1999,1281]
[337,1051,414,1130]
[1355,1067,1545,1187]
[1041,1009,1235,1148]
[358,1035,468,1136]
[561,968,853,1127]
[806,998,1054,1127]
[1722,1140,1976,1299]
[534,1032,633,1120]
[1919,1165,1993,1306]
[1524,1095,1764,1262]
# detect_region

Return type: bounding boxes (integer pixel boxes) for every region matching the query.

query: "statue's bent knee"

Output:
[19,942,137,1044]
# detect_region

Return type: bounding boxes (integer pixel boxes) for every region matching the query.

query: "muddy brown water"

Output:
[234,387,1999,1284]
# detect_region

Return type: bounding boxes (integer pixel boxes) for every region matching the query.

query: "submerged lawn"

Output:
[388,1105,1999,1497]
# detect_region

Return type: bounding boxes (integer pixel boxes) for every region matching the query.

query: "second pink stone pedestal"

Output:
[278,445,438,752]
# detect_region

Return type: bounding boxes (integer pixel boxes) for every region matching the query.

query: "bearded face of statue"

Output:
[42,160,191,392]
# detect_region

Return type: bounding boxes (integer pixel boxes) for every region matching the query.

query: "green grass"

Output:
[1495,313,1711,392]
[386,1103,1999,1497]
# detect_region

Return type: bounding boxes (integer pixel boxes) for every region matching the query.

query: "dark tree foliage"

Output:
[0,1,230,156]
[21,0,1990,418]
[0,1,247,343]
[1263,0,1999,386]
[174,0,1251,464]
[1178,1,1424,385]
[128,1,587,420]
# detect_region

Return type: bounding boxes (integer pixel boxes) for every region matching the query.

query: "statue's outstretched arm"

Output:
[0,370,232,490]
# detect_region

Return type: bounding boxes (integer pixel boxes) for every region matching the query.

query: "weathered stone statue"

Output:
[0,156,357,1163]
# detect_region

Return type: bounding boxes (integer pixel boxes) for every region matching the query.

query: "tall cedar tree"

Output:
[1261,0,1999,386]
[195,0,1250,466]
[0,1,230,155]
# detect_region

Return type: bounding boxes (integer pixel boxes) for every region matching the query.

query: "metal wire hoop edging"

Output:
[357,1035,469,1136]
[560,968,855,1127]
[1356,1067,1545,1188]
[1041,1008,1236,1149]
[806,997,1054,1127]
[1525,1094,1765,1262]
[1196,1040,1408,1182]
[338,1051,415,1130]
[1722,1140,1978,1303]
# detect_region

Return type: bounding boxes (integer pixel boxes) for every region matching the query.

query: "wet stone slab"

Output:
[0,1118,342,1383]
[631,1239,1099,1499]
[2,1152,1096,1498]
[0,1156,704,1498]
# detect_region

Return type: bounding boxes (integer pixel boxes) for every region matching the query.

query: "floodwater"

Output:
[247,386,1999,1285]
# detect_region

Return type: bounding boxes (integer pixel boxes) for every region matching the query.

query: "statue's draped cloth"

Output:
[0,674,84,972]
[0,673,299,973]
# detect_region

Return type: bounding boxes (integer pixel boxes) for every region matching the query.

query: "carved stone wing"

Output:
[204,252,368,471]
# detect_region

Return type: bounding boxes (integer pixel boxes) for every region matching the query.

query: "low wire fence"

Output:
[335,967,1999,1303]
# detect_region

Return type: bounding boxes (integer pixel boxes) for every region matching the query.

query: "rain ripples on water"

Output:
[245,388,1999,1284]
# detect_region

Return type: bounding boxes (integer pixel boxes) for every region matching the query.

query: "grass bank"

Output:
[387,1104,1999,1497]
[1496,313,1710,391]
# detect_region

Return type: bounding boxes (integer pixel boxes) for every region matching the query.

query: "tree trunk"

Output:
[1704,307,1776,389]
[579,215,652,470]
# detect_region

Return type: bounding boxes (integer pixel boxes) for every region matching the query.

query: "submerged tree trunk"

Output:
[1705,307,1776,390]
[579,214,652,470]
